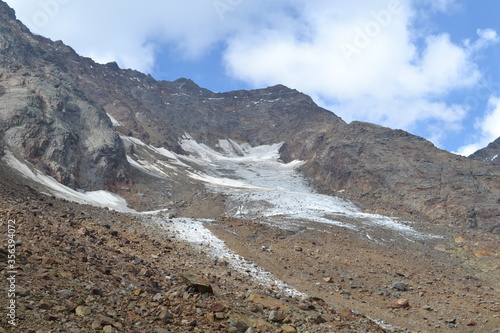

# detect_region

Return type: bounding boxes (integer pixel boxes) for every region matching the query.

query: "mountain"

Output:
[470,137,500,165]
[1,2,500,332]
[0,1,499,232]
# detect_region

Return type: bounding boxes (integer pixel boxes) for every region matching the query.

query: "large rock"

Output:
[181,273,214,294]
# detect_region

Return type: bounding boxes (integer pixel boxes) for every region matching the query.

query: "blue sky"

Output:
[5,0,500,155]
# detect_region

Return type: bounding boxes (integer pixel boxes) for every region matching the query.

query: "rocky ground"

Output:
[206,217,500,332]
[0,164,396,333]
[1,162,499,333]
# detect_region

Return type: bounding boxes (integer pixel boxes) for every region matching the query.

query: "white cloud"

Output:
[222,0,486,141]
[5,0,229,72]
[456,96,500,156]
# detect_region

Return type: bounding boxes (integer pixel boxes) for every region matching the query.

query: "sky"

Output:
[4,0,500,155]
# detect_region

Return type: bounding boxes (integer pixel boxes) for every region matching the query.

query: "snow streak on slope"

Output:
[157,218,305,298]
[2,150,135,212]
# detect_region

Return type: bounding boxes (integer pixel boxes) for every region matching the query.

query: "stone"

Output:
[205,312,215,323]
[103,325,117,333]
[269,310,286,322]
[153,293,163,302]
[231,321,249,333]
[75,306,92,316]
[247,294,287,309]
[53,306,65,312]
[215,312,226,320]
[181,273,214,294]
[42,257,55,265]
[313,316,327,325]
[91,321,101,330]
[139,268,153,277]
[299,302,315,310]
[212,303,226,312]
[154,328,172,333]
[391,282,408,291]
[43,314,58,321]
[95,314,114,326]
[281,325,297,333]
[113,322,124,331]
[39,303,52,310]
[159,310,174,322]
[391,299,410,309]
[58,289,75,299]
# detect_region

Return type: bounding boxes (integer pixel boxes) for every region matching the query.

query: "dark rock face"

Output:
[281,122,500,231]
[0,1,498,231]
[470,137,500,165]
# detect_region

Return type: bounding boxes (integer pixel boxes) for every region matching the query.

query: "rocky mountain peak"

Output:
[469,136,500,165]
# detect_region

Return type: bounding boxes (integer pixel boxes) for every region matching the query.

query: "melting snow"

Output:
[106,113,123,126]
[492,154,498,161]
[174,135,436,240]
[157,218,305,298]
[2,151,135,212]
[121,134,439,240]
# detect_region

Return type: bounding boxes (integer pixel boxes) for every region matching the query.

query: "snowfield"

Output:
[173,135,438,240]
[121,133,440,240]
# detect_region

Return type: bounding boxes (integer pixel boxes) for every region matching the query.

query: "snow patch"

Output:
[106,113,123,126]
[2,150,134,212]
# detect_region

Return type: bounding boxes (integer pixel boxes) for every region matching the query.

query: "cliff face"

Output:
[0,4,128,190]
[281,123,500,231]
[0,1,499,231]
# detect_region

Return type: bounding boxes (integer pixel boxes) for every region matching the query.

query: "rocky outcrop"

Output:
[470,137,500,165]
[0,4,128,190]
[280,123,500,231]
